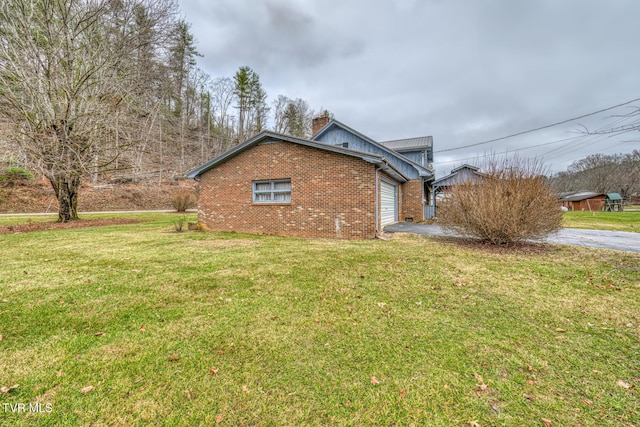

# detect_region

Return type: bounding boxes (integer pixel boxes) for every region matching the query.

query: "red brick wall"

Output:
[401,179,423,221]
[197,141,377,239]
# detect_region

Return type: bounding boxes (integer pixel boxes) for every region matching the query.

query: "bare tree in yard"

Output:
[438,157,563,245]
[0,0,176,222]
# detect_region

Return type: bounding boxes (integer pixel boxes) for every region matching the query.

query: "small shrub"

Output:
[172,191,196,212]
[438,157,563,245]
[0,167,34,186]
[174,216,187,232]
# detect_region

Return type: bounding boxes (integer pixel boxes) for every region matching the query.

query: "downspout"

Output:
[432,184,438,217]
[420,178,425,219]
[374,167,380,235]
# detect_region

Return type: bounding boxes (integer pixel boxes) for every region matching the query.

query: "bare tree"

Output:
[619,150,640,201]
[272,95,289,134]
[211,77,235,135]
[0,0,176,221]
[271,95,312,137]
[582,106,640,140]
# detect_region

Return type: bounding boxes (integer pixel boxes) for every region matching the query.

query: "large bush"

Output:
[437,158,563,245]
[172,190,196,212]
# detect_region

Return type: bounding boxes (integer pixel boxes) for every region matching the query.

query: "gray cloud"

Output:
[180,0,640,175]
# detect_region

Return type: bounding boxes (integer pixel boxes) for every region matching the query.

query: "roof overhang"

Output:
[185,131,410,182]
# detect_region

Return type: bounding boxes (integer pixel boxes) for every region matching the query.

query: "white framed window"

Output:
[253,179,291,203]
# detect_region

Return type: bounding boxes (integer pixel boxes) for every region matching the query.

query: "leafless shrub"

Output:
[174,216,187,233]
[438,157,563,245]
[172,191,196,212]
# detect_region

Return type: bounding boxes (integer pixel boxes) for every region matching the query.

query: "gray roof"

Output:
[432,164,485,188]
[379,136,433,151]
[312,120,433,179]
[185,131,410,183]
[559,191,606,202]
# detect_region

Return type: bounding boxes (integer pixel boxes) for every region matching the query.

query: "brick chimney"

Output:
[312,114,330,137]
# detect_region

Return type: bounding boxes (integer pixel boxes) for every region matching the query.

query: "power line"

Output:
[433,135,587,165]
[434,96,640,154]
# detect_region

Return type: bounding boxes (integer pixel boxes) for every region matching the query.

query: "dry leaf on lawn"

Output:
[216,414,223,423]
[616,379,630,389]
[541,418,552,427]
[209,367,219,375]
[168,354,180,362]
[370,376,380,385]
[93,331,105,336]
[81,385,94,393]
[0,384,18,393]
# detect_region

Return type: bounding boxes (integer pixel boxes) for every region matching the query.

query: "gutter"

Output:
[372,158,408,183]
[374,167,380,235]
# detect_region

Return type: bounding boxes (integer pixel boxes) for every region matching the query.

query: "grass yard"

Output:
[563,210,640,232]
[1,213,639,426]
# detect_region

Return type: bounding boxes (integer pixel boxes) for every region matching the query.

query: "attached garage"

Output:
[187,121,434,239]
[380,179,398,226]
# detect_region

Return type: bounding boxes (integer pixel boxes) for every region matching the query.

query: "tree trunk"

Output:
[49,174,80,222]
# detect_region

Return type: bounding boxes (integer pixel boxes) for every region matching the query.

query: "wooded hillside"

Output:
[0,0,325,212]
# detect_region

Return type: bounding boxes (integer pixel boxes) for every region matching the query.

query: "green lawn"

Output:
[1,214,638,426]
[563,211,640,232]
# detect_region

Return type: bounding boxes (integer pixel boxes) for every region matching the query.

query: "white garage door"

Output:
[380,180,398,226]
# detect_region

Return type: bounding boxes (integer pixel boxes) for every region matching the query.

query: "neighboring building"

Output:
[186,118,435,239]
[432,164,486,194]
[430,164,486,216]
[558,191,606,211]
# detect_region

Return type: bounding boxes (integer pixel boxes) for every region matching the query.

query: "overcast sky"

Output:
[178,0,640,176]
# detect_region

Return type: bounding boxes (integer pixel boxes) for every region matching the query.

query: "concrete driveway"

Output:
[384,222,640,254]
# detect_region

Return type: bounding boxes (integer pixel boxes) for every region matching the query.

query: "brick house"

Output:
[186,117,434,239]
